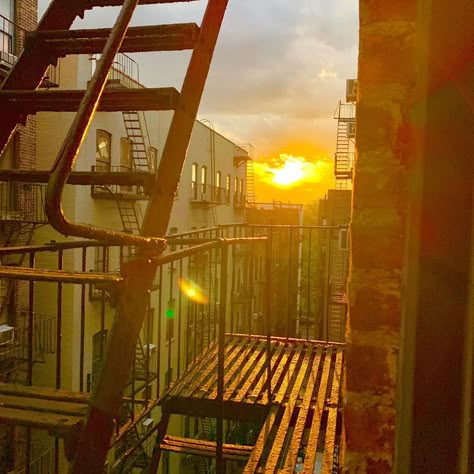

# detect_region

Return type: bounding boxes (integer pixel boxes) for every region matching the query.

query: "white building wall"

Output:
[33,55,248,398]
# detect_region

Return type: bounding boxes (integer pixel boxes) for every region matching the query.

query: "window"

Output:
[96,130,111,171]
[90,246,109,300]
[234,176,239,206]
[201,165,207,197]
[148,146,158,171]
[225,174,231,204]
[0,2,13,55]
[169,227,178,251]
[239,179,244,205]
[191,163,198,200]
[338,228,350,251]
[120,137,132,171]
[94,246,109,272]
[215,171,222,202]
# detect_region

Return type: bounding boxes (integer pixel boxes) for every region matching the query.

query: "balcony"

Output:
[0,224,346,472]
[190,183,228,205]
[0,14,59,86]
[90,165,150,200]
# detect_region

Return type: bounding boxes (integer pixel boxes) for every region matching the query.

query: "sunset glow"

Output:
[254,154,333,189]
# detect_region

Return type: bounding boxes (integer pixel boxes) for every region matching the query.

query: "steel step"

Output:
[0,87,179,113]
[27,24,199,55]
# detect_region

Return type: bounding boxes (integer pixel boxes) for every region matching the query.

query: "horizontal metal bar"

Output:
[0,87,179,113]
[0,170,154,188]
[0,266,123,284]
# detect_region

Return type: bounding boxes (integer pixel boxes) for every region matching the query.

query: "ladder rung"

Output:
[27,24,199,55]
[0,88,179,113]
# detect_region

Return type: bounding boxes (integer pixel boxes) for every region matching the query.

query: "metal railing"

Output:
[0,14,59,86]
[0,182,47,223]
[16,438,56,474]
[190,183,228,205]
[90,165,148,199]
[0,223,348,471]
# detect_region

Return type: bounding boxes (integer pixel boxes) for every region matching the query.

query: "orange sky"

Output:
[252,152,335,204]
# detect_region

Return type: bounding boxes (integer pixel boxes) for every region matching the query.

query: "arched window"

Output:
[96,130,111,171]
[191,163,198,200]
[201,166,207,197]
[215,171,222,202]
[225,174,231,204]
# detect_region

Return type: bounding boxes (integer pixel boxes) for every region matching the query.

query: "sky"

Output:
[38,1,359,203]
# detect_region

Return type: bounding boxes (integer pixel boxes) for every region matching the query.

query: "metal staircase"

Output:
[117,199,142,234]
[122,111,152,172]
[333,100,356,188]
[0,0,230,471]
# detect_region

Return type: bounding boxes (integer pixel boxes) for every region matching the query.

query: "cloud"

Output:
[37,0,358,191]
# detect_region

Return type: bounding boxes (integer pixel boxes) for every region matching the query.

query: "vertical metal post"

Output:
[325,229,332,343]
[265,238,272,404]
[216,242,228,474]
[27,251,34,386]
[80,246,86,392]
[157,265,163,399]
[56,249,63,390]
[177,258,183,377]
[73,1,230,470]
[230,242,236,334]
[167,261,173,388]
[306,229,312,341]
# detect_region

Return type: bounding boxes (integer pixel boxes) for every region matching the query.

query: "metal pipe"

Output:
[27,251,34,386]
[44,0,165,250]
[80,246,86,392]
[265,238,272,404]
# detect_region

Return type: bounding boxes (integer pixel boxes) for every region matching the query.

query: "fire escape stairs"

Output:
[0,0,230,471]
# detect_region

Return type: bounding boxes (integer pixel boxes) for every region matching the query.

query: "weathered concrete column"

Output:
[344,1,417,472]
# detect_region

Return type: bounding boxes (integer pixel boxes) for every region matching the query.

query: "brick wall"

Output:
[343,1,417,472]
[14,0,38,172]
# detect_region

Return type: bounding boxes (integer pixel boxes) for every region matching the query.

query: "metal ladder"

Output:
[122,111,152,172]
[0,0,230,471]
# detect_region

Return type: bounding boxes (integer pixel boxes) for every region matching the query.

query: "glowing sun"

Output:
[271,158,306,186]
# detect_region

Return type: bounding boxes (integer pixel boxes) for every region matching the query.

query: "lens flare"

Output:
[178,278,209,304]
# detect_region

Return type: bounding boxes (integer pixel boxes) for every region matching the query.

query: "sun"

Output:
[271,159,305,186]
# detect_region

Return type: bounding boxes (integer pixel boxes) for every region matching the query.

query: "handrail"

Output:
[44,0,165,252]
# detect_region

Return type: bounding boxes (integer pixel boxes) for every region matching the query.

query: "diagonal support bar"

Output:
[72,1,229,471]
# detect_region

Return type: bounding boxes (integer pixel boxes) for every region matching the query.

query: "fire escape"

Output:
[0,0,230,471]
[0,2,346,473]
[325,80,357,342]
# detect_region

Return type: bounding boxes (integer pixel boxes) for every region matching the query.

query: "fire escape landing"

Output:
[156,335,343,472]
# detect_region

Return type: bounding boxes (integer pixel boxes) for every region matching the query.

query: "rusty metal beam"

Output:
[160,435,251,461]
[141,0,229,238]
[0,0,87,153]
[0,87,179,113]
[321,349,343,472]
[303,348,335,473]
[243,405,281,473]
[72,1,229,470]
[265,345,317,471]
[0,265,122,284]
[29,23,199,55]
[0,169,154,188]
[281,346,325,473]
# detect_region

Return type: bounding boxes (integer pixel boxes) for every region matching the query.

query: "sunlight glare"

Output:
[178,278,209,304]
